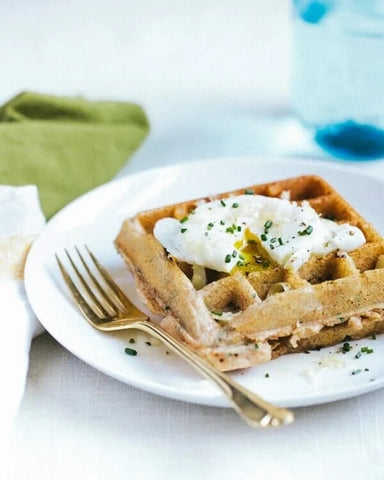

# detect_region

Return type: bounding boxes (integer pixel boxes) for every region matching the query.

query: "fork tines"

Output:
[56,246,147,325]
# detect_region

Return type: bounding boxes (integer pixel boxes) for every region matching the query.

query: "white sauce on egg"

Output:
[153,194,365,273]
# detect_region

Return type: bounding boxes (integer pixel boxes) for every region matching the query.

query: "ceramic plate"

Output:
[25,157,384,407]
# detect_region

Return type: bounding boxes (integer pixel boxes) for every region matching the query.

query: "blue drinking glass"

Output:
[292,0,384,160]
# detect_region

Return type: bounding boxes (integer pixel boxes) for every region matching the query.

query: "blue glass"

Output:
[292,0,384,160]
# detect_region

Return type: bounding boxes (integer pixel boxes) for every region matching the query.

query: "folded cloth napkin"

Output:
[0,92,149,444]
[0,91,149,218]
[0,185,45,443]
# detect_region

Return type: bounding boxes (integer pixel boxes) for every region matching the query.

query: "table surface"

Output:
[4,1,384,479]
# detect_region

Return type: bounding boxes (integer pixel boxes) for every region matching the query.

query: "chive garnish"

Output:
[220,220,225,225]
[260,233,267,241]
[124,347,137,356]
[226,226,234,234]
[232,202,239,208]
[179,216,188,223]
[181,228,187,233]
[211,310,223,316]
[352,369,362,375]
[225,254,232,263]
[264,220,273,229]
[360,346,374,354]
[207,222,214,230]
[298,225,313,236]
[342,342,351,353]
[220,199,226,207]
[129,338,135,344]
[244,189,254,195]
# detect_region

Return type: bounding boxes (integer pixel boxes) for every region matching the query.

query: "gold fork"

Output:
[56,246,294,428]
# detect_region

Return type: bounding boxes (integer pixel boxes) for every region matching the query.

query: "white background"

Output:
[3,0,384,479]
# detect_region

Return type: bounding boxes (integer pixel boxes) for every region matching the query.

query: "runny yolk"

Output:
[232,229,274,274]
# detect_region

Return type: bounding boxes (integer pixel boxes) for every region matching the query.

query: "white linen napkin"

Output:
[0,185,45,439]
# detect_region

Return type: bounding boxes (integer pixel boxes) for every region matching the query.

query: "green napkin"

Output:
[0,91,149,218]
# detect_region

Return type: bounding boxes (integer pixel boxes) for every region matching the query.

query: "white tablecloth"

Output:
[4,1,384,478]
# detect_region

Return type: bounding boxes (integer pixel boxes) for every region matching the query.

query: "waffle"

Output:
[115,175,384,371]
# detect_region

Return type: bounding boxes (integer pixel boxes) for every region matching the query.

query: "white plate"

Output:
[25,156,384,408]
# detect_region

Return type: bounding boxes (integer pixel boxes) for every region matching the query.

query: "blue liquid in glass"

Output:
[315,121,384,160]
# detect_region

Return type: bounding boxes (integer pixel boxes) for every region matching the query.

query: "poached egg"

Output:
[153,194,365,273]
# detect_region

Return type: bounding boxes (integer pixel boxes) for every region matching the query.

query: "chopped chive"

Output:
[181,228,187,233]
[352,369,362,375]
[264,373,270,378]
[264,220,273,229]
[237,226,242,232]
[225,254,232,263]
[232,250,237,258]
[298,225,313,236]
[355,351,362,359]
[220,199,226,207]
[254,343,259,349]
[179,216,188,223]
[260,233,267,241]
[220,220,225,225]
[124,347,137,356]
[360,347,374,354]
[342,342,351,353]
[211,310,223,316]
[129,338,136,344]
[278,237,283,245]
[226,226,234,234]
[244,189,254,195]
[372,334,377,340]
[232,202,239,208]
[145,341,152,346]
[207,222,214,230]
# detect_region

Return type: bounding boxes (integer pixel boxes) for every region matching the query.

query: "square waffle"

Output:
[115,175,384,371]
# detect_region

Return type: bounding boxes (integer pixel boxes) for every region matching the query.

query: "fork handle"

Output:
[135,320,294,427]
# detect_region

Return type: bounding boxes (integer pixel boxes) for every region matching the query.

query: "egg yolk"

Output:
[232,229,275,274]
